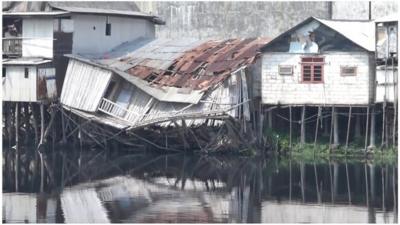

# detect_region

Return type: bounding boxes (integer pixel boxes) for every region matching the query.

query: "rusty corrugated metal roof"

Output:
[94,37,270,91]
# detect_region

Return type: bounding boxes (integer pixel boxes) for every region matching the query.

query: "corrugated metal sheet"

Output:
[3,1,164,24]
[60,59,112,112]
[84,37,268,92]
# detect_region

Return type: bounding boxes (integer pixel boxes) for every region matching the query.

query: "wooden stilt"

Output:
[61,106,67,144]
[289,106,292,150]
[381,103,386,148]
[364,106,370,153]
[31,103,40,146]
[300,105,306,145]
[393,102,397,147]
[355,111,362,139]
[5,102,12,147]
[15,103,20,192]
[323,108,330,137]
[329,107,334,152]
[268,108,272,129]
[314,106,321,149]
[258,102,264,146]
[345,106,352,152]
[23,103,30,145]
[333,107,339,146]
[369,106,376,149]
[39,103,45,148]
[392,56,397,147]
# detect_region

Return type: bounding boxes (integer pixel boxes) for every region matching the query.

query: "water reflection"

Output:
[2,147,398,223]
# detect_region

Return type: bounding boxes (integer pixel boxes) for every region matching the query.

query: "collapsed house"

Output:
[60,37,269,151]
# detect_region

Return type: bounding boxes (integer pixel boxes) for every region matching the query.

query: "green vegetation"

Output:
[263,128,398,165]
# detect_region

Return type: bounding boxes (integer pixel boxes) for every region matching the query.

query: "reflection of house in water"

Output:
[261,200,396,223]
[2,193,57,223]
[2,149,397,223]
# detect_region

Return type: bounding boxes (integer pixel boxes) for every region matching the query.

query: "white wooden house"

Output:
[2,58,56,102]
[260,17,375,106]
[2,1,164,102]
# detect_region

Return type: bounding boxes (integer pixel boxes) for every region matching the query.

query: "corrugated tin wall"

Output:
[61,59,112,112]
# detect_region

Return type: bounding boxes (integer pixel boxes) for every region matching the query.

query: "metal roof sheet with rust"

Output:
[91,37,270,92]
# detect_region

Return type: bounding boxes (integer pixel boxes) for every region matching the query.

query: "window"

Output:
[278,65,293,75]
[341,66,357,76]
[2,68,6,78]
[105,16,111,36]
[24,68,29,78]
[301,57,324,83]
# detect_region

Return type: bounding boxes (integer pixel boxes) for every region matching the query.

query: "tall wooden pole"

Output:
[39,103,45,148]
[289,106,292,150]
[300,105,306,145]
[333,107,339,146]
[381,103,386,148]
[364,106,370,153]
[345,106,352,152]
[314,106,321,150]
[15,103,20,191]
[369,106,376,149]
[393,57,397,147]
[329,106,334,151]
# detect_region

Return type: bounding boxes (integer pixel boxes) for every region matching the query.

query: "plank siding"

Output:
[60,59,112,112]
[3,66,37,102]
[22,18,54,58]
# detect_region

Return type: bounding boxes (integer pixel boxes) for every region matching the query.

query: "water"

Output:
[2,147,398,223]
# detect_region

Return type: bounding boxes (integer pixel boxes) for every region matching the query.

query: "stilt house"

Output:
[260,17,375,106]
[2,1,164,102]
[60,37,268,134]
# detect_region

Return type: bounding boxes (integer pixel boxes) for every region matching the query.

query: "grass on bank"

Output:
[263,128,398,165]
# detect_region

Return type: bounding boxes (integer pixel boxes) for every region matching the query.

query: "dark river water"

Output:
[2,147,398,223]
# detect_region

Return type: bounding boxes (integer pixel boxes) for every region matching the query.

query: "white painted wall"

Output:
[3,66,37,102]
[22,18,53,58]
[71,14,155,55]
[261,52,373,105]
[375,68,397,103]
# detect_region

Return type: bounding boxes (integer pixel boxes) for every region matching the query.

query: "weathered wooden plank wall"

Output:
[3,66,37,102]
[60,59,112,112]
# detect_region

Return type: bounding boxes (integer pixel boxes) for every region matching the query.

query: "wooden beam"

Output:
[364,106,370,153]
[300,105,306,145]
[345,106,352,152]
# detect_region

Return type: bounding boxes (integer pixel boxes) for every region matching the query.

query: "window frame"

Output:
[24,67,29,79]
[300,56,325,83]
[105,16,111,36]
[278,65,294,76]
[340,66,357,76]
